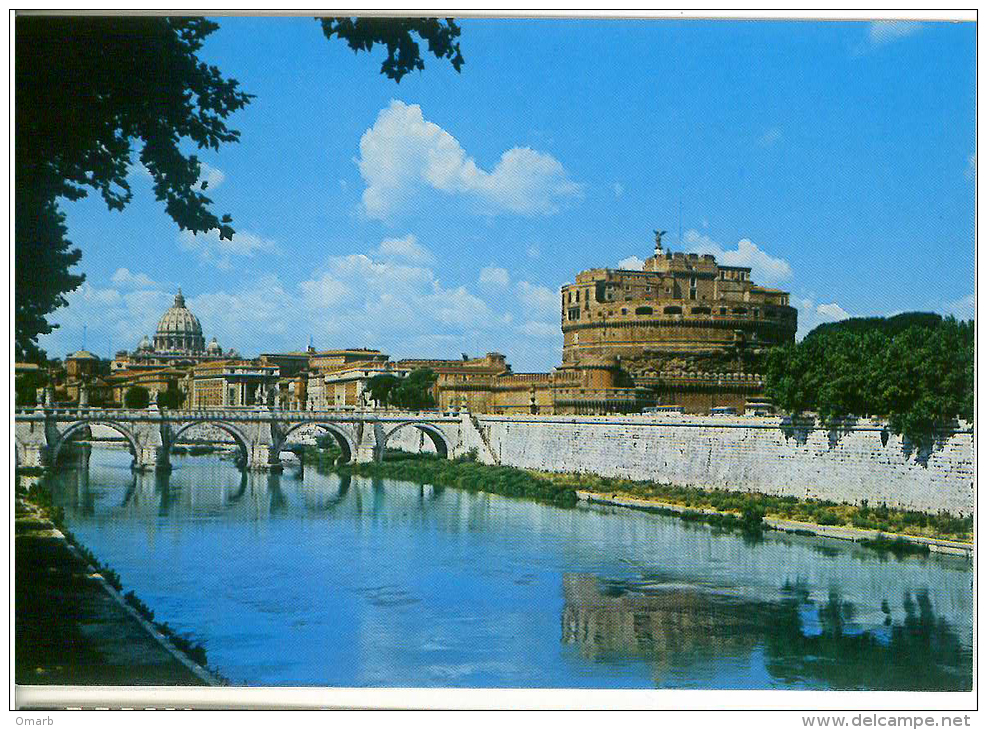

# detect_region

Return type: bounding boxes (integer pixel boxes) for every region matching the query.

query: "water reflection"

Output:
[562,573,972,690]
[32,450,974,690]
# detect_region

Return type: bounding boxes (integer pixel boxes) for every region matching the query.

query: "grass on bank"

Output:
[525,470,972,544]
[20,479,215,673]
[309,446,971,545]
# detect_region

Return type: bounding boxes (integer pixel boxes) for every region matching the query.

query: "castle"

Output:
[554,231,797,413]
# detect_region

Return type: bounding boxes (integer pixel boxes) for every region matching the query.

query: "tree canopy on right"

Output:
[763,313,973,445]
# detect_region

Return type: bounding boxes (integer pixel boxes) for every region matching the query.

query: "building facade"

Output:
[556,233,797,413]
[188,360,281,408]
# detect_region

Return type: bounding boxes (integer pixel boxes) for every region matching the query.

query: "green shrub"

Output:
[124,386,150,409]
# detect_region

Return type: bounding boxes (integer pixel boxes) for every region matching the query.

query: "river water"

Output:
[38,449,973,690]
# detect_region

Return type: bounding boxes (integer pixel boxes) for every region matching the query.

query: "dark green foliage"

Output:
[16,15,466,361]
[15,369,46,407]
[16,16,251,361]
[741,503,766,532]
[805,312,943,341]
[389,368,438,410]
[124,590,156,622]
[124,386,151,410]
[367,374,401,407]
[339,454,579,508]
[155,382,186,409]
[764,315,974,445]
[318,17,464,82]
[857,535,931,556]
[555,472,972,542]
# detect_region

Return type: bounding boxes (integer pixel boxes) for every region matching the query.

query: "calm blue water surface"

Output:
[43,449,973,690]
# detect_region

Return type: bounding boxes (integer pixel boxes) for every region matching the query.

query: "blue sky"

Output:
[41,16,976,371]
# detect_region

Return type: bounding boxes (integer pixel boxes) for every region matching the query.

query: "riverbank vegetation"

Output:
[763,314,974,447]
[532,470,971,544]
[320,450,971,544]
[19,478,215,673]
[336,451,580,508]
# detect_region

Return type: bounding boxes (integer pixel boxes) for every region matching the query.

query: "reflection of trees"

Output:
[764,585,972,691]
[562,574,972,691]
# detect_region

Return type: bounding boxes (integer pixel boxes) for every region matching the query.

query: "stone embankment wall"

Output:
[453,415,973,516]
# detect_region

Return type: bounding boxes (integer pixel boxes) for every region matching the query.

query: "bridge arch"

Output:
[381,421,451,460]
[275,422,356,464]
[50,420,139,467]
[169,420,250,465]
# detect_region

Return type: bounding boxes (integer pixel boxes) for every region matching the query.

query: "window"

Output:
[690,289,697,300]
[732,307,747,315]
[691,306,711,315]
[720,307,727,315]
[635,306,653,315]
[575,290,580,302]
[690,276,696,287]
[621,308,628,315]
[664,305,682,315]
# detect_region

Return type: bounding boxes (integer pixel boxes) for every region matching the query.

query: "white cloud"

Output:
[518,321,558,338]
[816,302,850,321]
[935,293,975,321]
[618,256,645,270]
[516,281,559,320]
[479,265,510,288]
[356,100,584,219]
[683,230,793,285]
[41,235,568,372]
[792,295,853,339]
[196,162,225,191]
[374,234,435,264]
[40,281,173,357]
[612,182,624,198]
[178,228,278,270]
[966,154,976,181]
[868,21,921,46]
[111,268,157,289]
[527,245,540,259]
[759,127,782,147]
[298,273,352,307]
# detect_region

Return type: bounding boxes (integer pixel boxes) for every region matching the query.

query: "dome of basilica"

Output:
[153,289,205,353]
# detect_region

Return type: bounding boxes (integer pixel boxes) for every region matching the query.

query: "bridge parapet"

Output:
[14,407,467,472]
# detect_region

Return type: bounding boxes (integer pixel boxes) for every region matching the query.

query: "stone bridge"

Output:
[14,406,494,472]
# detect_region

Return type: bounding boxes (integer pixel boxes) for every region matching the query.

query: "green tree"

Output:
[124,385,151,410]
[319,17,463,82]
[367,373,401,407]
[15,15,464,362]
[389,368,438,410]
[15,369,46,408]
[763,316,974,446]
[156,382,187,409]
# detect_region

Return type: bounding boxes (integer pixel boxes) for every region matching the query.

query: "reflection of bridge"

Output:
[14,407,487,472]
